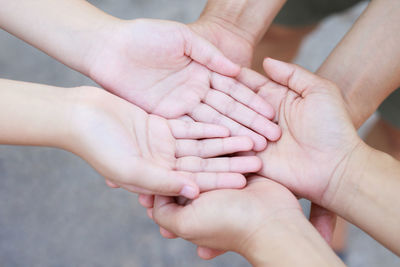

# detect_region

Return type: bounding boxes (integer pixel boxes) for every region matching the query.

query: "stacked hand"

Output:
[1,0,399,265]
[86,19,281,151]
[150,59,362,264]
[66,86,263,199]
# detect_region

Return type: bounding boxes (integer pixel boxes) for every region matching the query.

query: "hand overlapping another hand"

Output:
[236,59,361,206]
[152,176,303,257]
[86,19,280,151]
[150,59,363,261]
[238,59,362,243]
[85,14,360,261]
[67,87,262,199]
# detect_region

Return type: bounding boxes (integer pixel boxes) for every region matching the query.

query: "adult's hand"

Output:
[190,0,286,67]
[229,60,359,245]
[152,176,344,267]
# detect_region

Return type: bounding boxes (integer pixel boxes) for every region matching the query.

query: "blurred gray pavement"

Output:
[0,1,399,266]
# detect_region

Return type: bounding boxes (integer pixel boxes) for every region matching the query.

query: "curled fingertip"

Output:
[179,184,199,199]
[105,179,120,188]
[138,194,154,208]
[146,208,154,220]
[197,246,225,260]
[160,227,177,239]
[268,125,282,142]
[253,136,267,152]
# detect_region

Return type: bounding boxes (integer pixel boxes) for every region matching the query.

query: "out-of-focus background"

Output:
[0,1,399,266]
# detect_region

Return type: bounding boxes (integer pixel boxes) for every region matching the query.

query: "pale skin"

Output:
[0,79,264,198]
[153,176,345,267]
[152,59,400,265]
[195,0,400,127]
[0,0,282,151]
[187,0,400,255]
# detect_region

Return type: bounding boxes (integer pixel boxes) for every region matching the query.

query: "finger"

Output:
[177,115,195,122]
[160,227,178,239]
[147,208,153,219]
[105,179,120,188]
[168,120,229,139]
[197,246,226,260]
[309,203,337,245]
[176,136,253,158]
[191,172,246,191]
[119,184,157,195]
[182,28,240,77]
[263,58,326,96]
[237,68,289,119]
[138,194,155,209]
[176,156,262,173]
[236,67,271,91]
[211,72,275,119]
[190,103,267,151]
[116,159,200,199]
[153,195,187,235]
[204,89,281,141]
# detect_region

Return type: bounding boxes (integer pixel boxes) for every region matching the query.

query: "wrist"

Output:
[240,211,342,267]
[322,140,374,217]
[0,80,75,149]
[76,16,123,77]
[240,210,305,266]
[60,86,107,153]
[199,0,286,46]
[198,2,257,46]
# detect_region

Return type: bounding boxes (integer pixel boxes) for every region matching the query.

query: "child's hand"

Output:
[87,19,281,151]
[66,87,261,199]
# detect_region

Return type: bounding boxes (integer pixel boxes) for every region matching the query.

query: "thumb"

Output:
[120,159,199,199]
[153,195,189,237]
[182,28,240,77]
[263,58,328,97]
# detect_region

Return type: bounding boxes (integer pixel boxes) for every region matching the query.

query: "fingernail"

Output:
[180,185,198,199]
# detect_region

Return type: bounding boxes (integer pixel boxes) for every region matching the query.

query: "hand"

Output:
[86,19,280,151]
[66,86,262,198]
[234,60,362,218]
[152,176,303,256]
[189,17,254,67]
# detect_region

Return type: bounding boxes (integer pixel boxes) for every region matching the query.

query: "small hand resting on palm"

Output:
[0,81,262,199]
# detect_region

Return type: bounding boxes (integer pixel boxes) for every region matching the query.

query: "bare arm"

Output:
[327,143,400,255]
[243,215,345,267]
[0,0,117,75]
[199,0,286,46]
[317,0,400,128]
[0,79,73,148]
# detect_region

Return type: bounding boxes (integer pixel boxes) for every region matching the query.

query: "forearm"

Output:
[0,79,74,148]
[200,0,286,46]
[317,0,400,128]
[0,0,118,75]
[329,144,400,255]
[243,214,344,267]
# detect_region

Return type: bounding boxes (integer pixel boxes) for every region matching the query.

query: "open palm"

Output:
[238,59,362,207]
[68,87,262,197]
[87,19,280,151]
